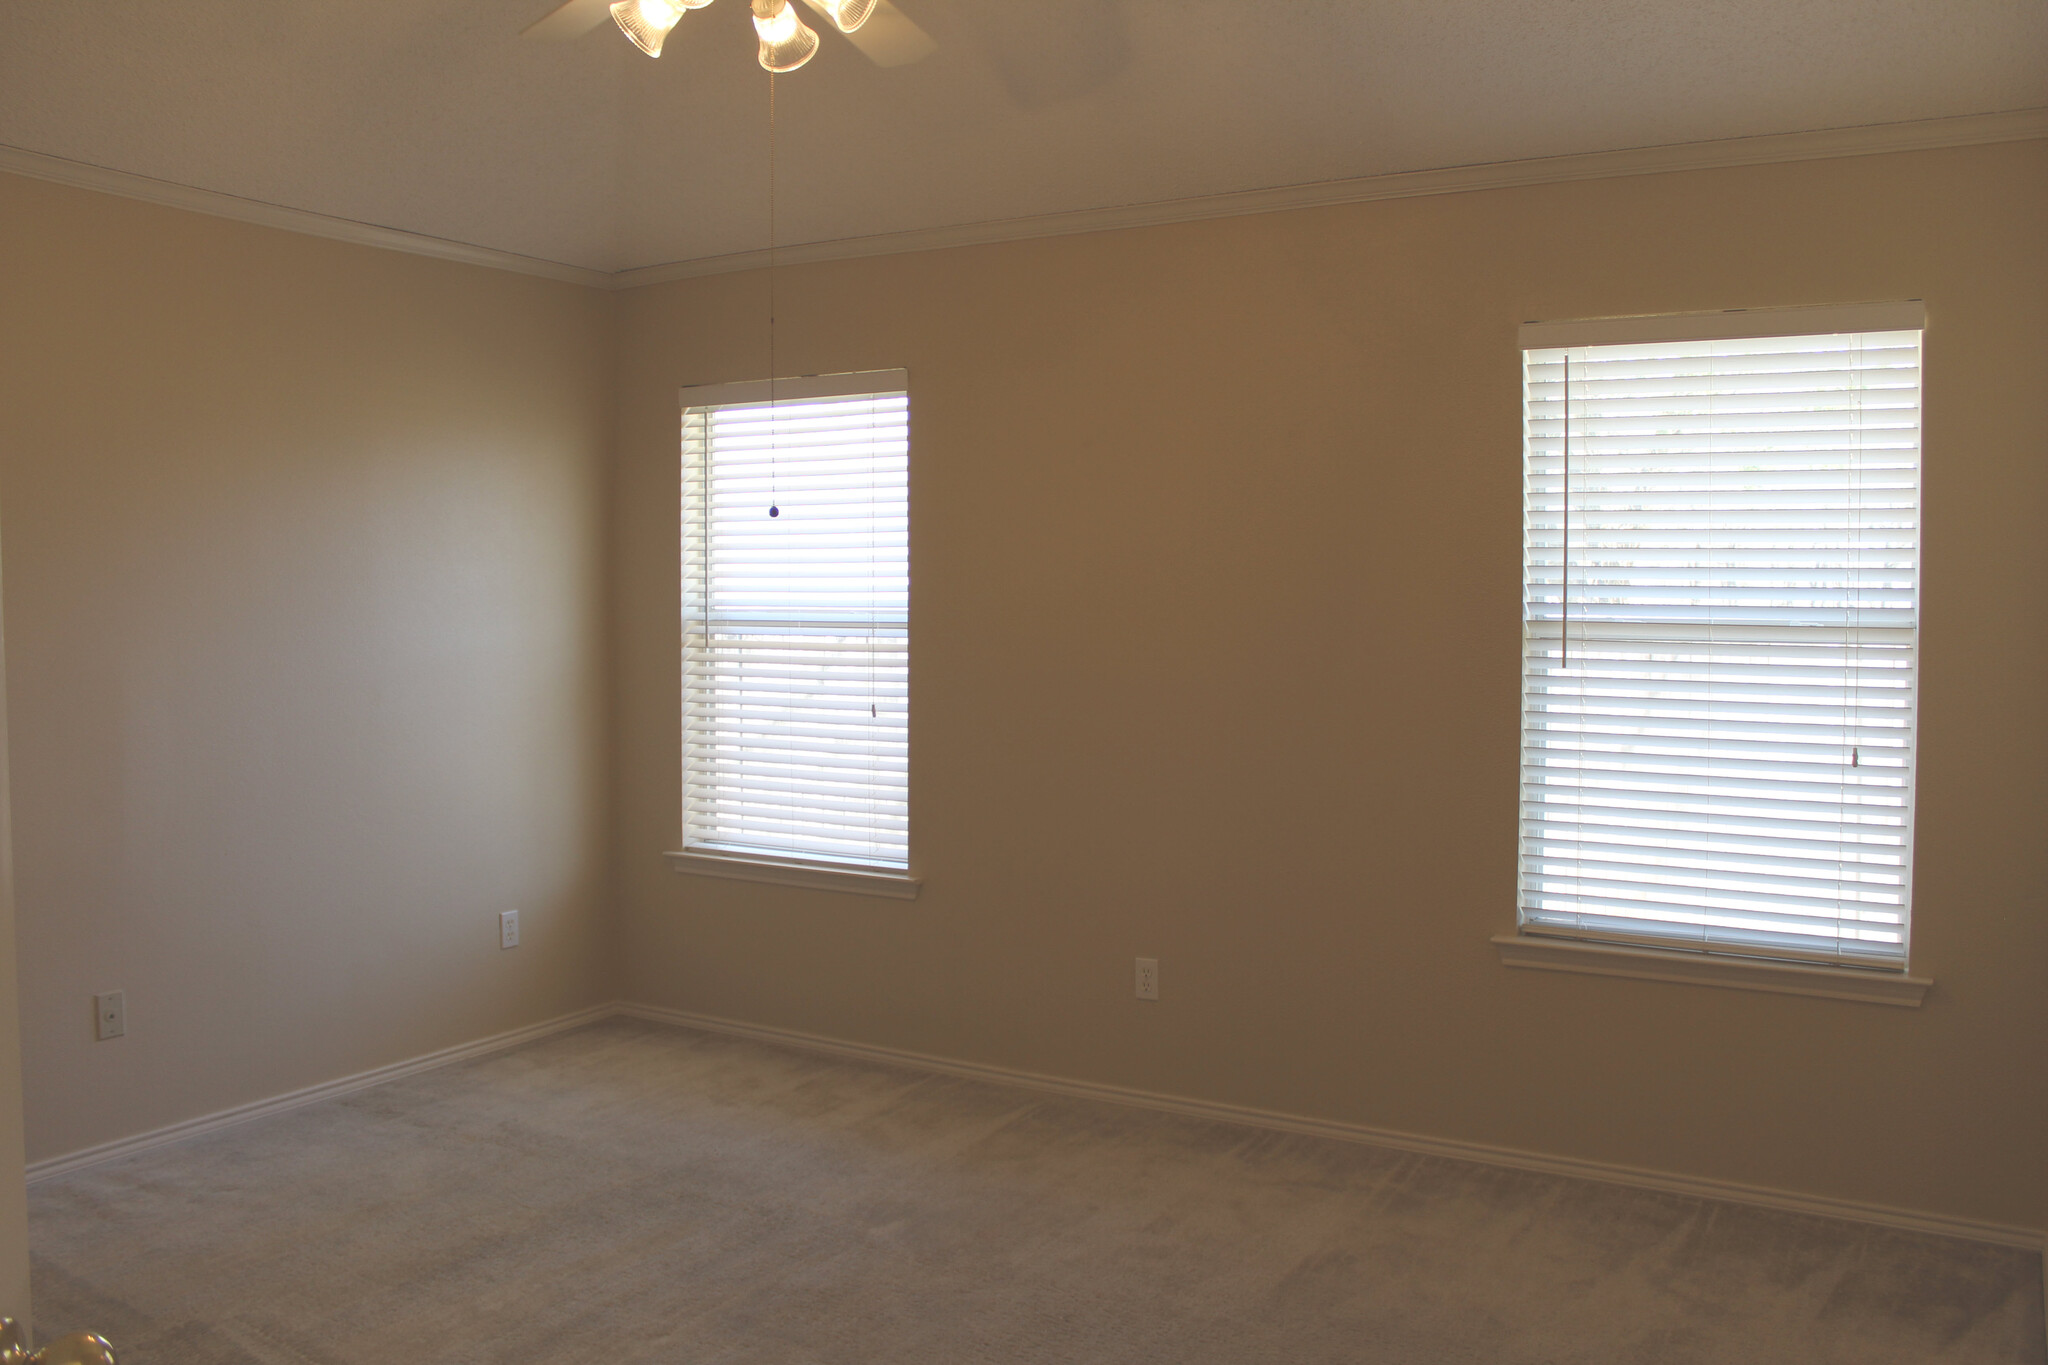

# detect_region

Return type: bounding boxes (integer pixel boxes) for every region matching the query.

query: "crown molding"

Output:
[0,144,613,288]
[5,107,2044,293]
[613,105,2048,288]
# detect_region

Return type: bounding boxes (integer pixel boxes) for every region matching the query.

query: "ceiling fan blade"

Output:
[799,0,936,67]
[521,0,616,41]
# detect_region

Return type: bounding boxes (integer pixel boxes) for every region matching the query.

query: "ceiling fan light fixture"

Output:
[820,0,876,33]
[752,0,819,71]
[610,0,688,56]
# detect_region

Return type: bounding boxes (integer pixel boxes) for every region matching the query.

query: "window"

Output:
[1512,304,1925,985]
[668,371,913,897]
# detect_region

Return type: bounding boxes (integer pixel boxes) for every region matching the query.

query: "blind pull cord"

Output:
[1560,353,1570,667]
[1851,337,1865,780]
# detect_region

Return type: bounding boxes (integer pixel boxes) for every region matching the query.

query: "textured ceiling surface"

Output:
[1,0,2043,273]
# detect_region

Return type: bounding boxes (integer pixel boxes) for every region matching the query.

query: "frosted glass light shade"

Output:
[610,0,687,56]
[821,0,876,32]
[34,1335,119,1365]
[753,0,819,70]
[0,1321,117,1365]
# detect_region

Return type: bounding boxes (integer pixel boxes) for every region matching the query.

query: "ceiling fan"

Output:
[522,0,936,70]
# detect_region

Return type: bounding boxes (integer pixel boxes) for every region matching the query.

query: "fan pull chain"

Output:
[767,70,780,518]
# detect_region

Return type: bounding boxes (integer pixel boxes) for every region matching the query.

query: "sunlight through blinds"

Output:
[1518,309,1922,968]
[682,378,909,870]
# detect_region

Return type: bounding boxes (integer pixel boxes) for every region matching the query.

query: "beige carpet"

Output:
[27,1017,2046,1364]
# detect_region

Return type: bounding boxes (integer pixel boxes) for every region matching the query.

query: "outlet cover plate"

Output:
[94,991,125,1040]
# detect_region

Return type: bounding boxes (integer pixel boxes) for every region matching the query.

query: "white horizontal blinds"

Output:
[1518,323,1922,967]
[682,387,909,869]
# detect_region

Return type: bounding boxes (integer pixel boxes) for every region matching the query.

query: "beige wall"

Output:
[0,138,2038,1234]
[612,140,2048,1231]
[0,174,619,1162]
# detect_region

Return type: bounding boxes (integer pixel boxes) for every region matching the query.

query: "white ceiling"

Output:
[1,0,2042,274]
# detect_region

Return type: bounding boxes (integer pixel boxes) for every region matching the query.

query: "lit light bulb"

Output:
[820,0,876,32]
[610,0,689,57]
[752,0,819,71]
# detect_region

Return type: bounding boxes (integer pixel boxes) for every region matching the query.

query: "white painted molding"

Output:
[1520,299,1926,349]
[1492,933,1934,1007]
[21,995,2042,1256]
[665,849,920,899]
[24,1002,619,1183]
[618,1002,2043,1252]
[679,369,909,409]
[612,106,2048,288]
[0,144,613,289]
[8,109,2044,292]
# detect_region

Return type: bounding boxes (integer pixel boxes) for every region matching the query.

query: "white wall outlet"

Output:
[1135,957,1159,1001]
[500,910,520,950]
[94,991,125,1040]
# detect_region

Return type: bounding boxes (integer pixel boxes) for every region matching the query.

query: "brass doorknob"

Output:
[0,1318,115,1365]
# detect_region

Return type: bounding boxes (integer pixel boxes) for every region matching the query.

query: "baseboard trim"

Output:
[619,1002,2046,1253]
[26,998,2043,1257]
[25,1002,620,1183]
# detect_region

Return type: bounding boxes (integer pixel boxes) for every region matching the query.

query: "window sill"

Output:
[664,850,921,900]
[1491,933,1932,1007]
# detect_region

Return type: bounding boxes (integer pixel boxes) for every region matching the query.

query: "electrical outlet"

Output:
[1135,957,1159,1001]
[500,910,520,950]
[94,991,125,1040]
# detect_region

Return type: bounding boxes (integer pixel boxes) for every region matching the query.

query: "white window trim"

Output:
[1503,301,1930,997]
[1518,300,1926,349]
[677,369,907,410]
[1492,932,1931,1006]
[664,849,921,899]
[674,368,913,888]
